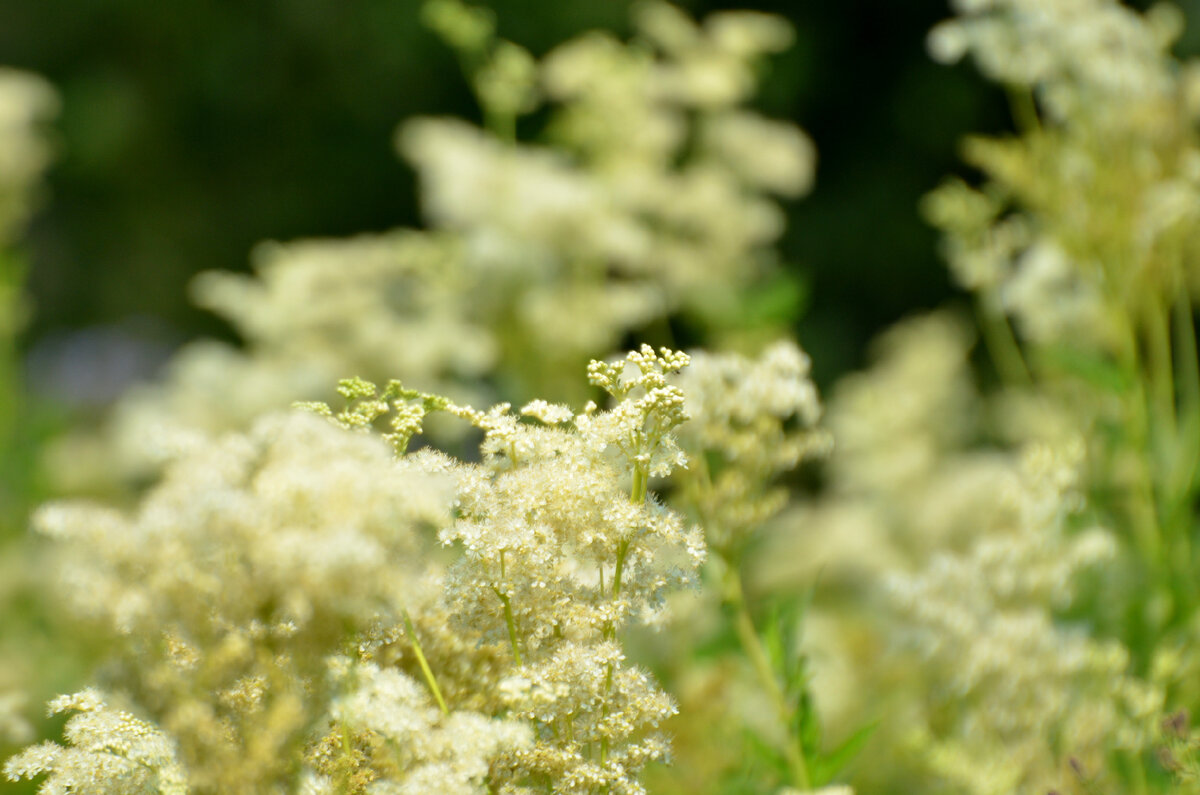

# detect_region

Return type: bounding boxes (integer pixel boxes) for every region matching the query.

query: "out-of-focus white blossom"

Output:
[674,340,829,554]
[306,660,531,795]
[925,0,1200,357]
[0,691,32,747]
[927,0,1177,123]
[763,313,1160,793]
[0,68,57,245]
[887,445,1160,795]
[48,2,814,496]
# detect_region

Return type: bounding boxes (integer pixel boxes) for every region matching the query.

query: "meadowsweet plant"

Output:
[322,345,705,792]
[48,0,814,496]
[11,411,463,792]
[886,443,1162,794]
[24,0,1200,793]
[920,0,1200,789]
[756,310,1171,794]
[5,690,187,795]
[924,0,1200,633]
[7,348,710,794]
[658,342,848,792]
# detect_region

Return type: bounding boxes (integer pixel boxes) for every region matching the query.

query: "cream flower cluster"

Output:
[887,443,1160,795]
[4,690,187,795]
[760,313,1160,793]
[924,0,1200,351]
[927,0,1182,123]
[304,659,532,795]
[18,411,461,792]
[10,349,706,794]
[438,346,704,793]
[673,341,829,555]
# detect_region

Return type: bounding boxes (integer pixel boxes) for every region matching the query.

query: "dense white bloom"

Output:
[4,690,187,795]
[20,348,707,794]
[886,442,1161,794]
[928,0,1177,122]
[998,239,1111,344]
[25,411,462,792]
[306,660,531,795]
[673,341,828,554]
[431,348,704,792]
[702,112,816,198]
[37,411,454,638]
[924,0,1200,362]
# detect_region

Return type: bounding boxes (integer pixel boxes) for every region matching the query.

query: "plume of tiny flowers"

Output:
[21,411,460,793]
[885,442,1161,795]
[672,340,830,556]
[303,658,532,795]
[923,0,1200,356]
[434,346,705,793]
[4,689,187,795]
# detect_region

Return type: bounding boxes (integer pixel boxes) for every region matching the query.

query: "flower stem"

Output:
[495,549,524,665]
[494,588,524,666]
[402,609,449,716]
[723,565,811,790]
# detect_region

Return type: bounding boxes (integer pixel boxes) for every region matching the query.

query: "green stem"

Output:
[1111,303,1166,573]
[612,539,630,599]
[1173,296,1200,498]
[598,463,650,783]
[630,464,648,506]
[494,588,524,666]
[599,663,613,769]
[724,565,811,789]
[1173,298,1200,605]
[1005,84,1041,135]
[495,549,524,665]
[975,294,1032,386]
[402,609,449,716]
[1145,296,1177,448]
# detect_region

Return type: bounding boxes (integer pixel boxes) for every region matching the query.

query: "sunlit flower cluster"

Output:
[11,348,706,793]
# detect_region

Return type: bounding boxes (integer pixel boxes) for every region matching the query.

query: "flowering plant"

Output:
[11,1,1200,794]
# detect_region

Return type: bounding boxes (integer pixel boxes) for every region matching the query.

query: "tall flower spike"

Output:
[582,346,691,482]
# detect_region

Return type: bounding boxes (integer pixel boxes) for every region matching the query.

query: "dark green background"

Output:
[1,0,1026,392]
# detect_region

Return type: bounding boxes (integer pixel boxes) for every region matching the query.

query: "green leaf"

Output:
[810,720,879,786]
[742,727,790,782]
[795,682,821,759]
[1036,345,1133,394]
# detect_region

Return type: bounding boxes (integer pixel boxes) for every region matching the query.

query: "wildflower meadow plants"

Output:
[15,0,1200,794]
